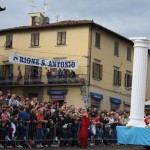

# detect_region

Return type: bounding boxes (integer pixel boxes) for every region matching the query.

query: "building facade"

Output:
[0,12,150,111]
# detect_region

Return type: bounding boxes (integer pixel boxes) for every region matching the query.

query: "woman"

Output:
[78,109,90,148]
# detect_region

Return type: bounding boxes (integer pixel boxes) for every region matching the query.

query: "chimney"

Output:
[28,12,45,26]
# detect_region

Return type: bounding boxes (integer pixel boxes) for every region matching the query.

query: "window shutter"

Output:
[57,32,61,45]
[129,75,132,87]
[93,63,97,78]
[114,41,119,56]
[124,73,127,87]
[62,32,66,45]
[35,33,39,46]
[31,34,34,46]
[118,71,122,86]
[95,33,100,47]
[99,64,103,80]
[118,71,122,85]
[93,63,99,79]
[113,70,117,84]
[6,35,13,48]
[127,47,131,61]
[92,62,95,78]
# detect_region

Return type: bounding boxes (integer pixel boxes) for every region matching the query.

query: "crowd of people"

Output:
[0,90,131,149]
[46,69,76,84]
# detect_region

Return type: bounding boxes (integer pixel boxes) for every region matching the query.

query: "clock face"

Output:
[34,16,41,23]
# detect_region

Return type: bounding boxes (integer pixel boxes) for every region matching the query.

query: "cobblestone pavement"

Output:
[6,145,147,150]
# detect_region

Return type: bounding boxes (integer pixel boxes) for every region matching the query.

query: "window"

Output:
[31,33,40,46]
[125,71,132,88]
[0,64,13,77]
[32,17,36,26]
[113,67,121,86]
[114,41,119,56]
[127,47,131,61]
[5,34,13,49]
[93,61,103,80]
[95,32,101,48]
[57,32,66,45]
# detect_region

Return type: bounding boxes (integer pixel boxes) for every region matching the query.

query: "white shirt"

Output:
[9,98,18,106]
[109,118,114,124]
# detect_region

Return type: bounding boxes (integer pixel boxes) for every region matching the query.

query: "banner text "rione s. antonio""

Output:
[9,54,78,69]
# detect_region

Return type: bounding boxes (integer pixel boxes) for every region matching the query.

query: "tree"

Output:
[0,6,6,11]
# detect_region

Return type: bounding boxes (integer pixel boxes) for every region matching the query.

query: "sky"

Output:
[0,0,150,38]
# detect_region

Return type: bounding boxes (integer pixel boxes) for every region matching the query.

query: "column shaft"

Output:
[127,38,150,127]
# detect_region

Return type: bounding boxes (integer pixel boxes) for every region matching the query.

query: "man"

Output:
[46,70,51,83]
[19,106,29,122]
[69,70,76,78]
[9,94,18,106]
[35,108,48,148]
[31,97,38,107]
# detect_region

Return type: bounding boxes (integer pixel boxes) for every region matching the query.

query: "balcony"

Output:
[0,74,86,87]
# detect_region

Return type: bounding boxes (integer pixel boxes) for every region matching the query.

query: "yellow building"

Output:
[0,12,149,111]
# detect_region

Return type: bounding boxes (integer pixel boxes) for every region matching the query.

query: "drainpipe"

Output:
[87,25,93,106]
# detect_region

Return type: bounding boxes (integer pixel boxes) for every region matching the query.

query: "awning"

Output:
[47,90,68,95]
[110,97,121,104]
[90,92,103,99]
[145,100,150,105]
[145,100,150,109]
[124,101,131,105]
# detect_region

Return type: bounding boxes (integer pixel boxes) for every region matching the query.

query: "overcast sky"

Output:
[0,0,150,38]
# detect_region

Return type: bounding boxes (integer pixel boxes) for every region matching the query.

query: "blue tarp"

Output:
[117,126,150,146]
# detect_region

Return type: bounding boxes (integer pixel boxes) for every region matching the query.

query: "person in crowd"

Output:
[62,69,67,78]
[94,114,103,141]
[78,109,90,148]
[15,96,23,107]
[0,91,5,110]
[69,70,76,78]
[17,71,22,84]
[8,72,13,85]
[109,113,120,145]
[51,69,57,79]
[0,90,137,148]
[0,91,3,99]
[31,97,38,107]
[35,108,48,148]
[57,68,63,80]
[144,113,150,125]
[122,114,129,125]
[8,94,18,106]
[46,70,51,83]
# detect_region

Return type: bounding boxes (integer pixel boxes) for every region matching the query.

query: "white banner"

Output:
[9,54,78,69]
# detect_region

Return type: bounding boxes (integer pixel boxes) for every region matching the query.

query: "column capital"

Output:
[130,37,150,48]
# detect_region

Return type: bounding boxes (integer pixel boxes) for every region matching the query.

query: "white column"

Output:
[127,37,150,127]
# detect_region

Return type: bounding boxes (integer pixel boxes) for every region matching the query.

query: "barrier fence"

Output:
[0,120,118,148]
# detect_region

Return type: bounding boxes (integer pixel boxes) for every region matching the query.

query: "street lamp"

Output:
[0,6,6,11]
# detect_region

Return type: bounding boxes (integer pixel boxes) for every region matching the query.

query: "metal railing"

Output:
[0,74,86,86]
[0,120,118,148]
